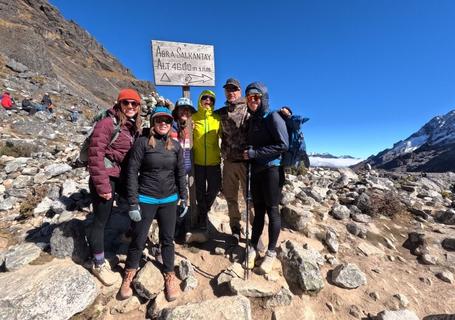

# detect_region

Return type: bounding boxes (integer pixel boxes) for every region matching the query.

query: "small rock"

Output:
[178,259,195,280]
[346,222,367,238]
[214,247,225,255]
[436,271,454,283]
[330,204,351,220]
[331,263,367,289]
[133,261,164,300]
[324,229,339,253]
[420,253,437,265]
[351,213,371,223]
[44,163,72,178]
[369,291,380,301]
[264,287,292,308]
[33,197,53,216]
[229,277,280,297]
[182,275,198,291]
[442,238,455,251]
[376,309,419,320]
[110,296,141,314]
[4,242,42,271]
[349,305,362,318]
[393,293,409,308]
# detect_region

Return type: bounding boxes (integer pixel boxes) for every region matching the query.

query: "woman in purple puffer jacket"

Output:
[86,88,142,286]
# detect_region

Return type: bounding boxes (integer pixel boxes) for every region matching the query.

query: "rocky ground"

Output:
[0,106,455,320]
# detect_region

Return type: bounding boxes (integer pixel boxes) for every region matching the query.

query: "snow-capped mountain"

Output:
[309,153,363,168]
[359,109,455,172]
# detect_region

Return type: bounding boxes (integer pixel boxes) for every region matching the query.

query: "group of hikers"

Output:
[84,78,294,302]
[1,91,55,114]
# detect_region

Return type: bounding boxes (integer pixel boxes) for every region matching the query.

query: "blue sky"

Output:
[49,0,455,158]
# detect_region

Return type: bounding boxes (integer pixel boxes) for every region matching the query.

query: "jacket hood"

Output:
[245,82,269,115]
[197,90,216,112]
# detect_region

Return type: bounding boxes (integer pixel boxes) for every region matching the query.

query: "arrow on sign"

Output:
[185,74,213,84]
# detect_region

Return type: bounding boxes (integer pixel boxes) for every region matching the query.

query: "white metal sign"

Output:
[151,40,215,86]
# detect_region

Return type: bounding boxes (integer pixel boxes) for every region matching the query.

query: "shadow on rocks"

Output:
[423,315,455,320]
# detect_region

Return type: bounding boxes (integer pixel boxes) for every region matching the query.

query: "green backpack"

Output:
[77,110,121,167]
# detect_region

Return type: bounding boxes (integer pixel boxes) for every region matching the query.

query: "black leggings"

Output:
[87,177,123,255]
[126,202,177,272]
[250,166,282,252]
[194,164,221,219]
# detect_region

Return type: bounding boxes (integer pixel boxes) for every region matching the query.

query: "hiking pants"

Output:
[87,177,124,255]
[194,164,221,223]
[250,166,282,252]
[222,160,250,229]
[126,202,177,272]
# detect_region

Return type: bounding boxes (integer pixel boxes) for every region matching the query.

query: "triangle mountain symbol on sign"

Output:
[160,73,171,82]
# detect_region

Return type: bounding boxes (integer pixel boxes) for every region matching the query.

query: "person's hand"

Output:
[178,200,188,218]
[129,205,142,222]
[243,149,249,160]
[99,193,112,200]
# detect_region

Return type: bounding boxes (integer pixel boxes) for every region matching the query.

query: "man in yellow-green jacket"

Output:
[192,90,221,230]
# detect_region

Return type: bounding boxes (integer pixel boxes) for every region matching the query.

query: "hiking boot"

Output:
[164,272,179,302]
[91,259,117,286]
[118,269,137,300]
[245,246,257,270]
[258,250,277,274]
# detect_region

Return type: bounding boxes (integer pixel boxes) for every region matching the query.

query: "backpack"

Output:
[77,110,121,166]
[280,114,310,169]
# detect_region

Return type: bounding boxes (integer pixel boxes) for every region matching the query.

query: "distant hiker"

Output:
[119,106,187,302]
[41,92,54,113]
[69,105,80,122]
[243,82,289,274]
[85,88,142,286]
[171,97,196,175]
[1,92,17,110]
[215,78,251,243]
[171,97,196,238]
[192,90,221,233]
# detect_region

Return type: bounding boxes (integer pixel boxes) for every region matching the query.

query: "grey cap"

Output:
[223,78,241,89]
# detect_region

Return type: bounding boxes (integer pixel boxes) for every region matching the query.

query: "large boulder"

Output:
[158,295,251,320]
[50,219,90,263]
[0,259,98,320]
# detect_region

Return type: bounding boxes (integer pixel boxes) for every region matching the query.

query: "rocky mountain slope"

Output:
[359,110,455,172]
[0,0,154,107]
[0,108,454,320]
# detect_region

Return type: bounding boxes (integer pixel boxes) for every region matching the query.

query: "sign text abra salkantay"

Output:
[151,40,215,87]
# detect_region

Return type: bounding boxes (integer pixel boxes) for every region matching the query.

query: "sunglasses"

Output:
[154,116,173,124]
[246,94,262,101]
[201,95,215,102]
[225,86,240,93]
[121,100,139,108]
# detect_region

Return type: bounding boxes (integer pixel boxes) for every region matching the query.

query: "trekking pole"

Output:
[245,161,252,280]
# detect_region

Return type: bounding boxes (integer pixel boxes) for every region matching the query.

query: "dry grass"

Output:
[18,186,49,220]
[367,190,406,218]
[0,142,35,157]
